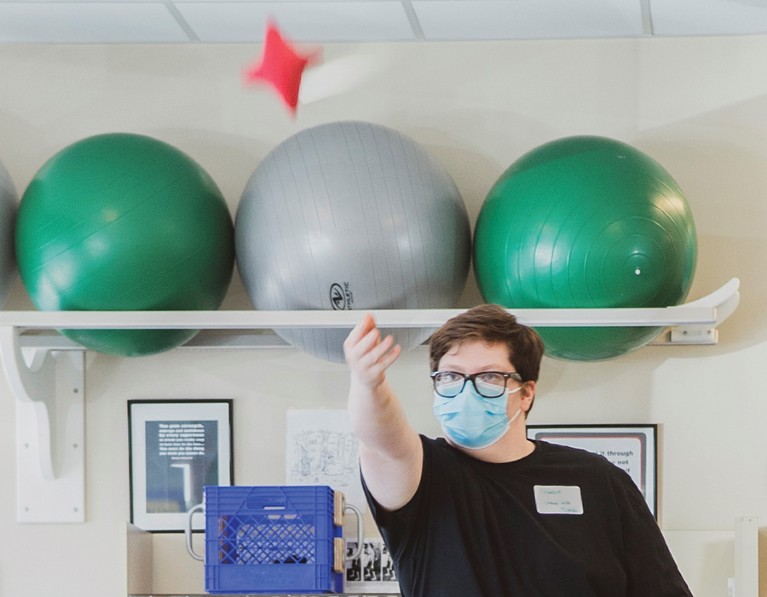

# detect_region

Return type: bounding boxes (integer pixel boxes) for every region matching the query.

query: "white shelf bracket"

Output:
[0,325,85,523]
[669,278,741,345]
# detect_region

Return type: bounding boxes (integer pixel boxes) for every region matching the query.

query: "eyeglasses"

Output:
[431,371,523,399]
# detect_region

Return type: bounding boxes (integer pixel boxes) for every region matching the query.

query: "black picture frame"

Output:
[128,399,234,532]
[527,423,658,518]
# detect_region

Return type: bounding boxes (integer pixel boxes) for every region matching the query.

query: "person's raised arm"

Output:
[344,313,423,511]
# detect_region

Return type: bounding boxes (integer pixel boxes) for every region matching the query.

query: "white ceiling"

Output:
[1,0,767,44]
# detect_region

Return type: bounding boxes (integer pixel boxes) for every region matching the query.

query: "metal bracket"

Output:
[0,326,85,523]
[669,326,718,344]
[668,277,740,345]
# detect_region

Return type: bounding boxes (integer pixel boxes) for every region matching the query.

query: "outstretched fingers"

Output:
[344,313,401,385]
[345,312,376,347]
[362,332,401,370]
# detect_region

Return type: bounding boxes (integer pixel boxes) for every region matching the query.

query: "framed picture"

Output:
[527,424,657,518]
[345,538,400,593]
[128,399,233,532]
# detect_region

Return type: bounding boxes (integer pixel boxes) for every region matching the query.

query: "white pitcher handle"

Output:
[185,503,205,562]
[344,502,364,561]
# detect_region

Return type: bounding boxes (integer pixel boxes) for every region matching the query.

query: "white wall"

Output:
[0,36,765,596]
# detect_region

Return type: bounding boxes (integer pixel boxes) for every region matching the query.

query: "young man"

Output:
[344,304,692,597]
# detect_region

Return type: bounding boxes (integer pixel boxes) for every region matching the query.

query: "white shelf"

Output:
[0,276,741,351]
[0,297,738,335]
[1,277,740,524]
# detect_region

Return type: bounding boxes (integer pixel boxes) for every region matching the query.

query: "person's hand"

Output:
[344,313,401,390]
[345,314,420,511]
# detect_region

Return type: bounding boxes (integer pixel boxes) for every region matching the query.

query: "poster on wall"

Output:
[128,399,233,532]
[285,409,365,510]
[345,537,400,594]
[527,424,657,518]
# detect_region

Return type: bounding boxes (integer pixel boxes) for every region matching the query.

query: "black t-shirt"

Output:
[363,436,692,597]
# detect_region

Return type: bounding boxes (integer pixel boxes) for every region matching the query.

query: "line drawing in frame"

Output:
[527,424,658,518]
[128,399,233,532]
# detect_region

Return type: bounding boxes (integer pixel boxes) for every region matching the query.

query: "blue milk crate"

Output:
[203,485,344,594]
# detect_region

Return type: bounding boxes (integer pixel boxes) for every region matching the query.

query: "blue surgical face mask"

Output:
[433,383,523,450]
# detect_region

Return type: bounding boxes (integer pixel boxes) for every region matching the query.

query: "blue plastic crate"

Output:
[203,485,344,594]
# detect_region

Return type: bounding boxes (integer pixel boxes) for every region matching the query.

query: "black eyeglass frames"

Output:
[431,371,523,399]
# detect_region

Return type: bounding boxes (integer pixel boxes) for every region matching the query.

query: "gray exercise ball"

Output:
[0,158,16,308]
[236,121,471,362]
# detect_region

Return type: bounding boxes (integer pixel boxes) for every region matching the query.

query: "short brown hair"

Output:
[429,304,545,383]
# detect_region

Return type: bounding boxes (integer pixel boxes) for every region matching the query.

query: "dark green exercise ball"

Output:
[16,133,235,356]
[474,135,697,361]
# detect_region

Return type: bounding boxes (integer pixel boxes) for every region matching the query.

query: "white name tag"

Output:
[534,485,584,515]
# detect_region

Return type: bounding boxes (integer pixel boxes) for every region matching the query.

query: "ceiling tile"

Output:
[412,0,644,40]
[175,1,416,43]
[0,0,761,44]
[0,2,191,43]
[650,0,767,36]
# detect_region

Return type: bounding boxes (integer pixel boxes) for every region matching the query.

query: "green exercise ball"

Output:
[16,133,235,356]
[474,135,697,361]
